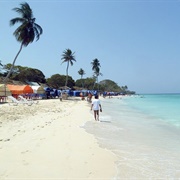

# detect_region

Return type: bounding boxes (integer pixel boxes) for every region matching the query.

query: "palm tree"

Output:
[3,2,43,83]
[78,68,85,88]
[61,49,76,88]
[91,58,102,90]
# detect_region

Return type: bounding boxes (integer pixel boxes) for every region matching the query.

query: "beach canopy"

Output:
[0,84,12,96]
[31,85,45,94]
[44,87,51,92]
[7,84,33,95]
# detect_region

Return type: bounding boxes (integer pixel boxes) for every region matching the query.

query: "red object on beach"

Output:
[7,84,33,97]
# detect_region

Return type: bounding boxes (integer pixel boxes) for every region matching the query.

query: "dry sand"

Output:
[0,97,117,179]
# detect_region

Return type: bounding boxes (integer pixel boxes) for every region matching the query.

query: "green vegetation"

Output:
[99,79,122,92]
[0,64,135,94]
[47,74,75,89]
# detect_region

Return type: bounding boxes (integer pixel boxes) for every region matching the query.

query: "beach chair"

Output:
[7,96,18,106]
[8,96,33,106]
[18,95,38,105]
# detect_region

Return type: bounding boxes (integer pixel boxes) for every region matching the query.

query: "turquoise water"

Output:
[124,94,180,128]
[84,94,180,179]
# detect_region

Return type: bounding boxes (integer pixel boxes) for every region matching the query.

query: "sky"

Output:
[0,0,180,94]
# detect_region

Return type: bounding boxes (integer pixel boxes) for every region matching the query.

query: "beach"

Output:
[0,98,117,179]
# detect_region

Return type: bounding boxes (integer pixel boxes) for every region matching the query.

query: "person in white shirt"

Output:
[91,95,102,121]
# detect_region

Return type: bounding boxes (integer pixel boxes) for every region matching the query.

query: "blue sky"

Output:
[0,0,180,94]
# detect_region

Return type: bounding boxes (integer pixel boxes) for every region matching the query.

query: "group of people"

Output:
[59,91,102,121]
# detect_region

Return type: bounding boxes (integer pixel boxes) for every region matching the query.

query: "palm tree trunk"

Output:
[93,77,97,90]
[65,61,69,88]
[81,75,83,88]
[3,43,23,83]
[3,43,23,99]
[97,76,99,91]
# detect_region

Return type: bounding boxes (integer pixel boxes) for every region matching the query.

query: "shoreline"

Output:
[85,95,180,179]
[0,98,117,179]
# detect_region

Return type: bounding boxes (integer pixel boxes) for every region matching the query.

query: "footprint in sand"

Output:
[21,150,29,154]
[22,160,29,165]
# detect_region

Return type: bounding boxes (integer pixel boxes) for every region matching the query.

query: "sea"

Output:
[84,94,180,179]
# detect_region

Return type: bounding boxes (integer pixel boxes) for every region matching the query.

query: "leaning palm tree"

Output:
[3,2,43,83]
[78,68,85,88]
[61,49,76,88]
[0,61,3,74]
[91,58,102,90]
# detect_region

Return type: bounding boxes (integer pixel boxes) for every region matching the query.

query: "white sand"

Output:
[0,98,117,179]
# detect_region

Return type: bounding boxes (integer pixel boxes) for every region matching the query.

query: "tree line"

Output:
[0,63,135,94]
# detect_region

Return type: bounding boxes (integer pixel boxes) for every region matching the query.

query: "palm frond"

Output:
[12,7,24,16]
[10,2,43,46]
[10,17,25,26]
[34,23,43,40]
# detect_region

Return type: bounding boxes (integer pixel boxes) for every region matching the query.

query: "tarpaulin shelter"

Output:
[7,84,33,95]
[44,87,51,92]
[31,86,45,94]
[50,89,58,97]
[43,87,58,98]
[0,84,12,96]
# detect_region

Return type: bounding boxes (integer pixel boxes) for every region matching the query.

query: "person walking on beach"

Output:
[91,95,102,121]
